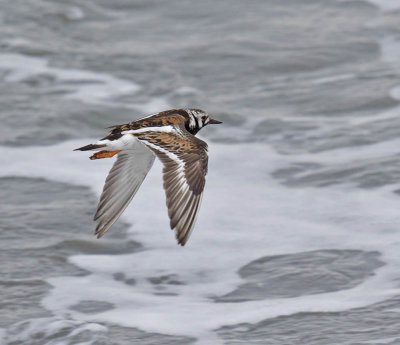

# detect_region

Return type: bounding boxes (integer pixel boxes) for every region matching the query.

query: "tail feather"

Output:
[74,143,106,151]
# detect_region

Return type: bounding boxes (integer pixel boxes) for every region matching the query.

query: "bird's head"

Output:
[186,108,222,135]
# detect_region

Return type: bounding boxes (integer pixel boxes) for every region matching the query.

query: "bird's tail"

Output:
[74,143,120,160]
[74,143,106,151]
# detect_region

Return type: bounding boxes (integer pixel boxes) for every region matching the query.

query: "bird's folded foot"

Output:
[90,150,121,160]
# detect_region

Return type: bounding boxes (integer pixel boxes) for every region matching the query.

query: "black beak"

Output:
[209,118,222,124]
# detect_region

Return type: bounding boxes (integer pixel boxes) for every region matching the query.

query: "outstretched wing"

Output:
[94,140,155,237]
[136,126,208,245]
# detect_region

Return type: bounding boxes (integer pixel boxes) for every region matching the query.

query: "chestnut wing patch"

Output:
[136,128,208,245]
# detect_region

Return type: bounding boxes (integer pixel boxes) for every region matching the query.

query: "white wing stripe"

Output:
[138,139,188,187]
[122,126,174,135]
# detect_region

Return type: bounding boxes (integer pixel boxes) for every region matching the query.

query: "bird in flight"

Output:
[74,108,222,245]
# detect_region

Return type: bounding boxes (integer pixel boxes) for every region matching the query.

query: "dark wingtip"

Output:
[95,227,105,239]
[74,143,106,151]
[177,232,189,246]
[209,118,222,125]
[174,230,187,246]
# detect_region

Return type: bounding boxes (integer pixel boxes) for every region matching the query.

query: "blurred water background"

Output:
[2,0,400,344]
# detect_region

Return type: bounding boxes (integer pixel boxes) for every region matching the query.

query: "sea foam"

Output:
[0,53,140,104]
[1,139,400,344]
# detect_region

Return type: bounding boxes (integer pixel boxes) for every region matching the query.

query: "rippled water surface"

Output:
[1,0,400,344]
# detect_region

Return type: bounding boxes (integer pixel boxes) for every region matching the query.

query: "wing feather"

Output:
[136,127,208,245]
[94,140,155,237]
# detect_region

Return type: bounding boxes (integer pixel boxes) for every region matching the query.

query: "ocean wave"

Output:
[0,53,140,105]
[2,139,400,343]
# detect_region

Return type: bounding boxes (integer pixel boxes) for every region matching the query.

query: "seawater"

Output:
[1,0,400,344]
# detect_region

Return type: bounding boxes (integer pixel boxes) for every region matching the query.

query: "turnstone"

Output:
[74,108,222,245]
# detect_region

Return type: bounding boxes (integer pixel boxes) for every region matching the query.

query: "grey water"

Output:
[1,0,400,344]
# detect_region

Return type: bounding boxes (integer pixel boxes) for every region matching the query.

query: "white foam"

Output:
[378,36,400,118]
[132,97,171,114]
[381,36,400,65]
[311,73,355,85]
[0,53,140,104]
[339,0,400,10]
[2,139,400,343]
[0,329,5,345]
[174,86,198,95]
[1,37,32,48]
[0,317,106,345]
[63,6,85,21]
[366,0,400,10]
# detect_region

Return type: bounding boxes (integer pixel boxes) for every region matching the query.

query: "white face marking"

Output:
[187,109,209,130]
[187,111,197,129]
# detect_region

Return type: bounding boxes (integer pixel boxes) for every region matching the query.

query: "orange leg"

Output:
[90,150,121,160]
